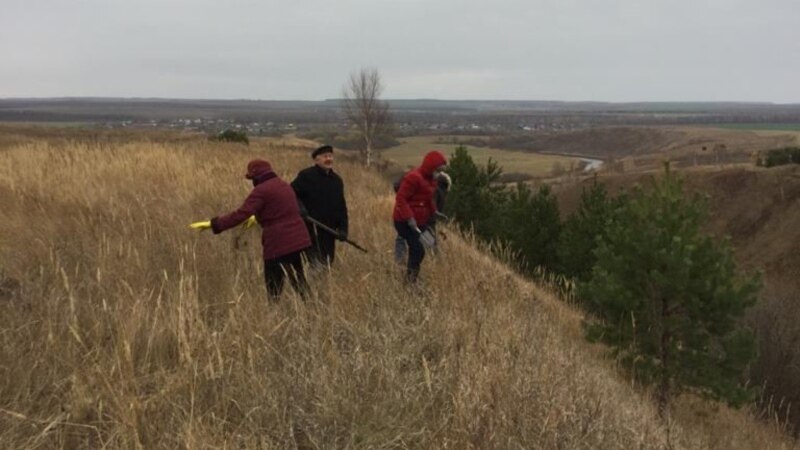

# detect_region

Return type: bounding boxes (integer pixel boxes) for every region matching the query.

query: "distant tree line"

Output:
[757,147,800,167]
[445,145,760,418]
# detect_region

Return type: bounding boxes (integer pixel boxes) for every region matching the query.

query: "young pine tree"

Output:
[581,167,760,417]
[559,179,627,282]
[445,145,505,238]
[499,183,561,273]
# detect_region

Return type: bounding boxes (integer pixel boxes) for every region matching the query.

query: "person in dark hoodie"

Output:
[190,159,311,301]
[291,145,349,267]
[393,150,448,283]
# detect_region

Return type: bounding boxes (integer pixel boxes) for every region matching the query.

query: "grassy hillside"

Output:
[0,128,797,448]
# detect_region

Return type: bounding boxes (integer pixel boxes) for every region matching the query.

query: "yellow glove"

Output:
[241,215,257,230]
[189,220,212,231]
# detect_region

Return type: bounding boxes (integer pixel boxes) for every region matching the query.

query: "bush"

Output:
[212,129,249,145]
[497,183,561,273]
[445,145,507,238]
[559,179,628,283]
[760,147,800,167]
[446,146,561,273]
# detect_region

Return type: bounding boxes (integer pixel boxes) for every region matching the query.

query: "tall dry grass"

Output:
[0,129,797,449]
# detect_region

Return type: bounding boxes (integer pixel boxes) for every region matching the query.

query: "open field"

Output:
[711,124,800,132]
[627,127,800,170]
[497,126,796,159]
[381,135,580,177]
[382,126,800,181]
[660,126,799,154]
[0,127,798,448]
[477,126,800,174]
[749,129,800,145]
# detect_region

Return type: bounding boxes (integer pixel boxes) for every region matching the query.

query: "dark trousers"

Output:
[394,221,426,283]
[307,224,336,266]
[264,250,308,301]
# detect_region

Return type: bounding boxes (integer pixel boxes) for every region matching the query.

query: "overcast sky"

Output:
[2,0,798,102]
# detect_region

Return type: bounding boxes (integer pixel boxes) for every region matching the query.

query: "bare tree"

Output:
[341,68,391,166]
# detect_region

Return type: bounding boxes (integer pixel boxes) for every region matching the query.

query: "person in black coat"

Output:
[291,145,349,266]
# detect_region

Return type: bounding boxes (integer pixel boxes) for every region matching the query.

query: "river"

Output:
[580,158,604,172]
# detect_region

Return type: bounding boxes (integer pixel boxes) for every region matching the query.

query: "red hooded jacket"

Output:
[393,151,447,226]
[211,160,311,260]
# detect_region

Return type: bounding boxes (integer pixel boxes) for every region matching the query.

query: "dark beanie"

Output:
[312,145,333,159]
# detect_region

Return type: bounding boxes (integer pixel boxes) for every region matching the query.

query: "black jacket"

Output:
[291,165,348,234]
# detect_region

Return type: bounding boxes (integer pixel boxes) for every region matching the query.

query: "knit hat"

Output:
[245,159,273,179]
[311,145,333,159]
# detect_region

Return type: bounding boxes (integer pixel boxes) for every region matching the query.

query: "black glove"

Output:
[336,230,348,241]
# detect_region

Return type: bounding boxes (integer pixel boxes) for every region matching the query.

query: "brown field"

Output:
[750,129,800,145]
[381,127,800,182]
[533,126,798,172]
[0,126,798,448]
[634,127,799,168]
[381,135,580,177]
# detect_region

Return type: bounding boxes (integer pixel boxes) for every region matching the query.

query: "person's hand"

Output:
[408,218,421,234]
[336,230,348,241]
[189,220,212,231]
[241,215,257,230]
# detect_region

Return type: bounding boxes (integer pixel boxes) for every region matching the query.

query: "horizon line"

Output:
[1,96,799,106]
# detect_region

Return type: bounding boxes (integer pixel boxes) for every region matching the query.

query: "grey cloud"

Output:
[1,0,798,101]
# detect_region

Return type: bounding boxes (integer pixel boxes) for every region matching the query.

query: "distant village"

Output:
[114,118,296,135]
[109,116,586,136]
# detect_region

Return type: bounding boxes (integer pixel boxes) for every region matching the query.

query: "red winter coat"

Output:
[393,151,447,226]
[211,161,311,260]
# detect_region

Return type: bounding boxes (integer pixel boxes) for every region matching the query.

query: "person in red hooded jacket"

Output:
[393,150,448,283]
[190,159,311,301]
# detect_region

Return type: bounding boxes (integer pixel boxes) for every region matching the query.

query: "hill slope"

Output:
[0,129,796,448]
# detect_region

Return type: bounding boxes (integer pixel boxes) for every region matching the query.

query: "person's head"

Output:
[312,145,334,171]
[245,159,273,186]
[420,150,447,179]
[437,171,452,191]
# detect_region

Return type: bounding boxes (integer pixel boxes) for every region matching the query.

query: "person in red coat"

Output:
[190,159,311,301]
[393,150,448,283]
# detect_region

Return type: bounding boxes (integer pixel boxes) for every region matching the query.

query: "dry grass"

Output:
[0,128,797,449]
